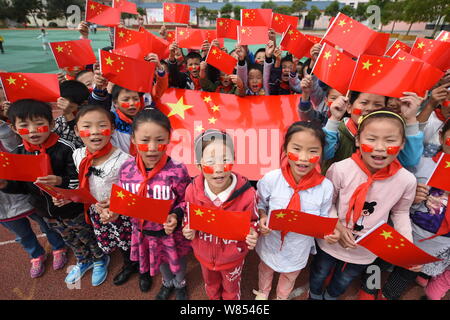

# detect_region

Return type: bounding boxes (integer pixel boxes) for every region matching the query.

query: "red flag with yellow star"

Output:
[99,50,155,93]
[175,27,204,50]
[268,209,338,239]
[385,39,412,57]
[154,88,301,180]
[0,72,60,102]
[322,12,389,58]
[85,0,120,27]
[271,13,298,34]
[109,184,174,223]
[205,46,237,75]
[163,2,190,25]
[188,203,251,241]
[348,54,423,98]
[49,39,96,69]
[305,34,322,44]
[112,0,137,15]
[356,222,441,268]
[241,8,272,27]
[165,30,176,43]
[279,25,314,59]
[237,26,269,46]
[435,30,450,43]
[311,43,356,95]
[0,152,48,182]
[113,26,150,60]
[427,153,450,192]
[410,37,450,71]
[139,27,171,60]
[216,18,239,40]
[34,183,97,205]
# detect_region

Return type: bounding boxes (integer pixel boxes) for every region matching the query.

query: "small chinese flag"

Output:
[268,209,338,239]
[271,13,298,34]
[99,50,156,93]
[241,8,272,27]
[202,29,224,48]
[109,184,174,224]
[112,0,137,15]
[385,39,412,57]
[427,153,450,192]
[435,30,450,43]
[206,46,237,75]
[237,26,269,46]
[34,183,97,205]
[356,222,441,269]
[85,0,120,27]
[188,203,251,241]
[139,27,171,60]
[216,18,239,40]
[163,2,190,25]
[311,43,356,95]
[0,152,48,182]
[305,34,322,44]
[176,27,204,50]
[0,72,60,102]
[165,30,176,43]
[50,39,97,69]
[410,37,450,71]
[392,49,444,97]
[348,54,423,98]
[113,26,150,60]
[280,25,314,59]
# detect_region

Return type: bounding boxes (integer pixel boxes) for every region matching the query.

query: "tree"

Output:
[305,5,322,29]
[291,0,307,12]
[220,3,233,19]
[324,0,340,17]
[424,0,450,37]
[402,0,430,35]
[45,0,84,21]
[9,0,46,26]
[354,2,370,21]
[197,5,210,22]
[233,6,246,21]
[0,0,13,21]
[274,6,293,15]
[261,1,278,10]
[137,7,146,17]
[339,5,355,18]
[206,9,219,24]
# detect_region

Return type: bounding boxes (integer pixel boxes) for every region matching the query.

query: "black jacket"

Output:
[1,138,84,219]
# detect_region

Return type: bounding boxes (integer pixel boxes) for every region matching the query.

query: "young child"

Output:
[199,61,245,96]
[182,129,259,300]
[0,99,107,286]
[253,121,336,300]
[268,53,301,95]
[109,108,192,299]
[75,70,95,91]
[54,80,90,148]
[72,105,136,286]
[309,109,418,300]
[168,42,202,90]
[0,119,67,278]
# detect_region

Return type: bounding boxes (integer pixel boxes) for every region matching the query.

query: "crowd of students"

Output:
[0,20,449,301]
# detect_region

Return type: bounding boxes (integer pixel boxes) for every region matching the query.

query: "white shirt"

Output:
[255,169,333,273]
[204,173,237,205]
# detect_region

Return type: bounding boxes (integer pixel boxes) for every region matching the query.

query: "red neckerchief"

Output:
[346,151,402,227]
[189,74,201,90]
[280,155,325,247]
[420,152,450,241]
[78,142,113,224]
[22,133,60,175]
[434,108,447,122]
[136,153,169,230]
[345,118,358,137]
[280,81,292,93]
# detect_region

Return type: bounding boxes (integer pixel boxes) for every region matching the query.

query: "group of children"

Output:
[0,21,449,301]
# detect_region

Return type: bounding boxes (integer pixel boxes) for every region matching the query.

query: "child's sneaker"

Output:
[65,261,94,284]
[253,289,268,300]
[156,284,174,300]
[52,248,67,270]
[175,286,188,300]
[30,255,46,278]
[356,289,377,300]
[91,255,110,286]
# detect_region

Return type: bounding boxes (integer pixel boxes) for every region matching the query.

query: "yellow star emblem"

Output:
[211,105,220,112]
[244,12,250,18]
[338,19,346,27]
[194,209,204,216]
[323,51,332,60]
[167,97,193,119]
[90,4,96,10]
[398,56,406,61]
[442,33,448,41]
[288,30,294,35]
[195,124,205,132]
[208,117,217,124]
[417,42,425,49]
[56,45,64,53]
[179,30,185,36]
[6,76,16,85]
[445,161,450,168]
[118,31,125,38]
[274,16,279,21]
[212,49,217,55]
[219,21,223,26]
[275,212,286,219]
[380,230,393,240]
[362,60,373,70]
[105,56,114,66]
[116,191,126,200]
[241,28,246,34]
[203,96,212,103]
[395,43,401,49]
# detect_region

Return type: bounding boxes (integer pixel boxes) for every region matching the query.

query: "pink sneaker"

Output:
[30,255,46,278]
[52,248,68,270]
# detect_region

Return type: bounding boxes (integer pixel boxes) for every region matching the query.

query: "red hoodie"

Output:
[184,172,258,271]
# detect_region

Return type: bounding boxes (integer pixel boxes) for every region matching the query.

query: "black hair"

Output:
[7,99,53,125]
[248,63,263,74]
[281,54,293,64]
[194,129,235,164]
[111,84,143,102]
[349,91,389,106]
[75,70,94,81]
[185,51,202,62]
[74,105,115,128]
[131,107,171,136]
[59,80,90,106]
[282,121,326,155]
[357,108,406,141]
[440,119,450,139]
[254,48,266,58]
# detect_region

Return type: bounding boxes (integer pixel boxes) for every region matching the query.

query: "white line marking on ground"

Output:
[0,234,46,246]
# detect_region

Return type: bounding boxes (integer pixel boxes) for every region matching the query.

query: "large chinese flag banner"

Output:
[155,89,301,180]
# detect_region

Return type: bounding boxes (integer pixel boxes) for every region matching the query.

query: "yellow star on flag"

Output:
[323,51,332,60]
[90,4,96,10]
[105,56,114,66]
[208,117,217,124]
[380,230,393,240]
[6,77,16,85]
[179,30,185,36]
[167,97,193,119]
[417,42,425,49]
[338,19,346,27]
[56,45,64,53]
[203,96,212,103]
[445,161,450,168]
[118,31,125,38]
[219,21,223,26]
[194,209,204,216]
[195,124,205,132]
[275,212,286,219]
[274,16,279,21]
[211,105,220,112]
[241,28,246,34]
[244,12,250,18]
[442,33,448,41]
[362,60,373,70]
[116,191,126,200]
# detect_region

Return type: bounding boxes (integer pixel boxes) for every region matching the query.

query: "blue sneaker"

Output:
[91,255,110,286]
[65,261,93,284]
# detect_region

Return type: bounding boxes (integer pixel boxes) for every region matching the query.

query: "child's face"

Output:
[13,117,53,146]
[356,118,405,173]
[198,140,234,194]
[281,61,294,82]
[219,72,231,87]
[76,72,94,90]
[440,129,450,154]
[348,93,385,124]
[75,111,113,152]
[386,97,402,114]
[285,130,322,182]
[326,89,342,105]
[132,121,170,169]
[248,69,263,93]
[255,51,265,65]
[116,89,141,118]
[187,58,201,78]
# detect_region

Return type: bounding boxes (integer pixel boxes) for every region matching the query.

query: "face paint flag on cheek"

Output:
[386,146,401,155]
[446,137,450,146]
[137,144,168,152]
[352,108,362,115]
[361,144,374,153]
[202,165,215,174]
[309,156,320,163]
[79,130,91,137]
[287,152,299,161]
[17,128,30,135]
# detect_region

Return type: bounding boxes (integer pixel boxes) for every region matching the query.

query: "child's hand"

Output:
[259,214,271,236]
[77,21,89,39]
[211,39,221,48]
[57,71,66,83]
[159,25,167,38]
[0,101,10,118]
[408,265,423,272]
[329,96,349,121]
[100,209,119,223]
[35,175,62,186]
[200,60,208,71]
[268,28,276,43]
[52,196,72,207]
[235,45,246,61]
[230,74,244,89]
[56,97,74,114]
[430,83,449,107]
[169,42,179,60]
[274,47,282,61]
[300,75,313,100]
[201,40,210,57]
[0,179,7,189]
[245,228,258,250]
[145,53,163,71]
[182,224,196,240]
[414,183,430,204]
[337,223,357,249]
[93,70,108,91]
[310,43,322,63]
[324,227,341,244]
[265,40,275,58]
[399,92,423,125]
[163,213,178,235]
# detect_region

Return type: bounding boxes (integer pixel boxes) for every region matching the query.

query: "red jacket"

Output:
[184,172,258,271]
